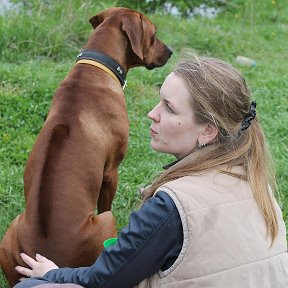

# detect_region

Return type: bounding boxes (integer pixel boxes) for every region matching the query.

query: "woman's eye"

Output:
[166,103,174,113]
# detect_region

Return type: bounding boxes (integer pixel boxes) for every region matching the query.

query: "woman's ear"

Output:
[198,124,219,145]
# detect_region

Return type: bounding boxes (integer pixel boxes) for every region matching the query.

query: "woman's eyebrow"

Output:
[159,89,174,106]
[163,98,176,109]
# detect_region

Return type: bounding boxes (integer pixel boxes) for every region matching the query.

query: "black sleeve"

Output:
[44,191,183,288]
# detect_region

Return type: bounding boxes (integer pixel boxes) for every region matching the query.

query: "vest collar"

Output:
[163,143,217,171]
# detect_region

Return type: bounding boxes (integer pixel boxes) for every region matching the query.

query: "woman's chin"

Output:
[150,142,161,153]
[150,143,168,154]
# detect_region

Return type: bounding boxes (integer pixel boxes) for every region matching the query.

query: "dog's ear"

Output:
[122,13,144,60]
[89,14,103,29]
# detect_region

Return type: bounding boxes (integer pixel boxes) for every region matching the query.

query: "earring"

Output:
[198,143,206,148]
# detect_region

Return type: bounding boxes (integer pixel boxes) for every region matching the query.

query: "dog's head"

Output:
[89,7,173,70]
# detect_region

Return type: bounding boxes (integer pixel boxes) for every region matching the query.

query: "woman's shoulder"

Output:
[147,190,178,212]
[156,166,252,208]
[161,166,246,188]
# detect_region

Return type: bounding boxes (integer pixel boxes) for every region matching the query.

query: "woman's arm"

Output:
[43,191,183,287]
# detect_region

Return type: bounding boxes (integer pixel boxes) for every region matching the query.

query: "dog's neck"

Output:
[76,50,127,89]
[84,28,130,73]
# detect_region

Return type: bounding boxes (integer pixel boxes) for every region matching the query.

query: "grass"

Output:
[0,0,288,286]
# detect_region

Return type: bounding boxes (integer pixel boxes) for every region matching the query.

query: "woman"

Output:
[13,53,288,288]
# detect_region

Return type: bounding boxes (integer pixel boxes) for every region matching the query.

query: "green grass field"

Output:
[0,1,287,286]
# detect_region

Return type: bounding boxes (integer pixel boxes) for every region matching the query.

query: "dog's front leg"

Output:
[97,169,118,214]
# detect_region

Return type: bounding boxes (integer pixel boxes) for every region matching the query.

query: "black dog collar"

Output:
[76,50,127,87]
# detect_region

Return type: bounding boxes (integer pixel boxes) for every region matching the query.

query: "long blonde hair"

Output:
[145,51,278,243]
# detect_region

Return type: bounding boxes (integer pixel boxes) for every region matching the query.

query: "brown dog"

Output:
[0,7,172,287]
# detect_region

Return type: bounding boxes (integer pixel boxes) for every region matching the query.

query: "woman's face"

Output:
[148,72,205,159]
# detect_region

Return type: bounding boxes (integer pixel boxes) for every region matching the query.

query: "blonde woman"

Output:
[14,53,288,288]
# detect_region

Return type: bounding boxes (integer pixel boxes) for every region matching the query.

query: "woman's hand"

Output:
[15,253,59,280]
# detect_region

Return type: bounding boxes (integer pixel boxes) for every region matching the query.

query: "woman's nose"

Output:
[148,104,160,122]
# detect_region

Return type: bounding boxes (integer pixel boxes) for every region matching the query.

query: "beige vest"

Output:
[135,169,288,288]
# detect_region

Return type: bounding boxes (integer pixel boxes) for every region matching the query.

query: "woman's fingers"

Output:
[20,253,37,268]
[19,277,27,282]
[35,253,49,263]
[15,253,39,278]
[15,253,59,279]
[15,265,32,277]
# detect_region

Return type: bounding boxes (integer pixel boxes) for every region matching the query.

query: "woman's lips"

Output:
[150,128,157,136]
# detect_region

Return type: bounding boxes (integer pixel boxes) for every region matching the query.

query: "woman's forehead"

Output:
[160,73,191,104]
